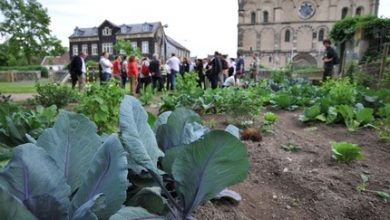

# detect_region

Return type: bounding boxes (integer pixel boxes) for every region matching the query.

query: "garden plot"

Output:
[196,111,390,220]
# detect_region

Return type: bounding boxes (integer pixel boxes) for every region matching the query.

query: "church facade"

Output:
[237,0,380,68]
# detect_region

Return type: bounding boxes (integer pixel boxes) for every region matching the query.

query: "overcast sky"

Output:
[5,0,390,58]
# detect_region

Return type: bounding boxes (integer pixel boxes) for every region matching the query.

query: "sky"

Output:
[2,0,390,58]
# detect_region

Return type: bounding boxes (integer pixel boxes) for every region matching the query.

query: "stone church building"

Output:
[237,0,380,68]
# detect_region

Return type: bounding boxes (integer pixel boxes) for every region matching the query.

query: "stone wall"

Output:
[0,71,41,82]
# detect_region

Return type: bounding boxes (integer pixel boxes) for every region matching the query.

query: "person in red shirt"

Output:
[127,55,138,95]
[112,56,122,82]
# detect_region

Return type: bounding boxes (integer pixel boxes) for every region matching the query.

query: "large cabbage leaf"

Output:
[36,111,101,193]
[127,187,167,214]
[153,111,172,133]
[119,95,164,174]
[71,135,128,220]
[0,186,37,220]
[110,207,164,220]
[169,130,249,217]
[156,107,207,152]
[0,144,70,219]
[71,194,105,220]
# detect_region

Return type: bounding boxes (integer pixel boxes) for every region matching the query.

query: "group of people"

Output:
[69,51,249,92]
[69,39,337,93]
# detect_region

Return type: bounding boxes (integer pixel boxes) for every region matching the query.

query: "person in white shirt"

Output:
[166,53,180,90]
[224,71,243,87]
[99,52,113,82]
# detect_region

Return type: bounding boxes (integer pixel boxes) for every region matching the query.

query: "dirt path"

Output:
[196,111,390,220]
[3,93,35,102]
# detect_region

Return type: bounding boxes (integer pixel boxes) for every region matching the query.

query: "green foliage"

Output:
[270,70,286,83]
[0,0,65,64]
[114,39,141,58]
[77,81,125,134]
[223,88,262,123]
[262,112,277,132]
[0,65,49,77]
[139,85,154,105]
[331,141,363,163]
[270,91,298,111]
[330,16,377,43]
[0,100,57,148]
[35,83,79,108]
[321,78,357,105]
[176,72,203,98]
[337,104,374,132]
[281,143,300,152]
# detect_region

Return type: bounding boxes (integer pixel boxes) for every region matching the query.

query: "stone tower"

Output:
[237,0,380,68]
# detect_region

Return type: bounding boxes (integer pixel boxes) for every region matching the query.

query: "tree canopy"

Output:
[0,0,65,65]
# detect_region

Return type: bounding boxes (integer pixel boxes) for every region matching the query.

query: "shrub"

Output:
[35,83,79,108]
[331,141,363,163]
[76,81,125,134]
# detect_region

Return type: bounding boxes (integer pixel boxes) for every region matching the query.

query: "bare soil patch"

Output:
[196,111,390,220]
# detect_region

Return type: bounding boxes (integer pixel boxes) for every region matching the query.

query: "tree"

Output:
[0,0,65,65]
[114,39,141,58]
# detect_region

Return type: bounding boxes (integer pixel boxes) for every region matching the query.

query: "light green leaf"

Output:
[0,186,37,220]
[171,130,249,217]
[71,194,105,220]
[36,111,101,193]
[355,107,374,124]
[119,95,164,174]
[71,135,128,220]
[109,207,163,220]
[331,141,363,163]
[147,112,157,128]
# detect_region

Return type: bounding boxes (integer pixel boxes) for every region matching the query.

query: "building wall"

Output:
[238,0,379,68]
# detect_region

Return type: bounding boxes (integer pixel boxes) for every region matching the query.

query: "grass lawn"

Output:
[0,79,49,93]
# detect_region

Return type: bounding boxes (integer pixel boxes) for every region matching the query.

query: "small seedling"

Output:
[281,143,300,152]
[262,112,277,133]
[356,174,390,200]
[209,119,217,129]
[331,141,363,163]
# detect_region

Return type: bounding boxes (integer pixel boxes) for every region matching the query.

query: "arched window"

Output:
[318,29,325,41]
[263,11,269,23]
[341,7,349,19]
[251,12,256,25]
[285,30,291,42]
[356,7,363,16]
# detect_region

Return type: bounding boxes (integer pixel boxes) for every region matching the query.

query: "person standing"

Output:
[194,59,205,89]
[127,56,138,95]
[138,57,152,93]
[69,51,87,91]
[150,54,163,91]
[180,57,190,76]
[236,53,245,75]
[112,55,122,82]
[228,58,236,77]
[251,52,260,81]
[99,52,113,82]
[166,53,180,90]
[121,56,128,88]
[322,39,337,81]
[209,51,223,89]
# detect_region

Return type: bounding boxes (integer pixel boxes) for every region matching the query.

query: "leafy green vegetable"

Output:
[331,141,363,163]
[271,92,298,111]
[264,112,277,124]
[109,207,164,220]
[299,104,321,122]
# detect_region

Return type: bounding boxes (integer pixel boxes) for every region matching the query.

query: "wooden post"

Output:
[379,43,390,82]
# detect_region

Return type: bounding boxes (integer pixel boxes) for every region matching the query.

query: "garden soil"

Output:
[195,111,390,220]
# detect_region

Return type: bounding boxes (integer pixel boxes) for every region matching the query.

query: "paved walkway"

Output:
[4,93,35,102]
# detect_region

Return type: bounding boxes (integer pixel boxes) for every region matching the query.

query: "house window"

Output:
[102,43,113,55]
[142,41,149,54]
[102,27,112,36]
[121,26,127,34]
[356,7,363,16]
[318,29,325,41]
[341,7,348,19]
[285,30,291,42]
[142,24,151,32]
[82,44,88,54]
[72,45,78,56]
[263,11,269,23]
[131,42,137,49]
[92,44,98,56]
[251,12,256,25]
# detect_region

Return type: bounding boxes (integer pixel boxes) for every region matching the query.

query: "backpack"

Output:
[141,63,149,75]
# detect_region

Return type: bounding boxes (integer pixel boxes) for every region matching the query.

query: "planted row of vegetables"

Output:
[162,73,390,140]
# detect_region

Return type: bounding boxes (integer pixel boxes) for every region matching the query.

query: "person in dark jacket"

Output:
[322,39,337,81]
[149,54,163,91]
[180,57,190,76]
[194,59,205,89]
[69,51,87,90]
[209,51,222,89]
